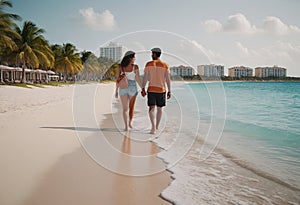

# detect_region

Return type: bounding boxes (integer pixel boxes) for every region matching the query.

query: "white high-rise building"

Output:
[197,64,224,77]
[100,42,124,62]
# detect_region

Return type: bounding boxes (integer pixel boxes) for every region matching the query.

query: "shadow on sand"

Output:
[40,126,119,132]
[24,114,172,205]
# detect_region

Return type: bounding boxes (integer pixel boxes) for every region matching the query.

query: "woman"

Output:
[115,51,142,131]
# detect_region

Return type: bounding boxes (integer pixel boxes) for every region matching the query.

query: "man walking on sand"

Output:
[141,47,171,134]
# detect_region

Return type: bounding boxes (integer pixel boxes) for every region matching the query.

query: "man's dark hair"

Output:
[151,47,162,58]
[152,51,161,58]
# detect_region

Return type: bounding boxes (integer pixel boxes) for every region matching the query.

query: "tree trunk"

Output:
[21,62,26,83]
[64,65,67,82]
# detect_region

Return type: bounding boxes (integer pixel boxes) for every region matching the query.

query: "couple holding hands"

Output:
[115,48,171,134]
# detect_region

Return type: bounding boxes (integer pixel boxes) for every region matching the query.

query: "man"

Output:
[141,47,171,134]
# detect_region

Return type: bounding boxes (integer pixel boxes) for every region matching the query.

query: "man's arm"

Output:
[141,67,148,97]
[166,67,171,99]
[142,72,148,89]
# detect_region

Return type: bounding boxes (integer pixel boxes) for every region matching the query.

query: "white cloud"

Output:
[235,42,250,56]
[235,41,300,62]
[79,8,117,31]
[235,42,260,57]
[203,13,257,34]
[203,19,222,33]
[190,40,222,62]
[233,41,300,76]
[203,13,300,35]
[263,16,300,35]
[178,39,224,66]
[223,13,257,33]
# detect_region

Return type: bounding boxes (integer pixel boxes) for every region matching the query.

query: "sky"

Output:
[8,0,300,76]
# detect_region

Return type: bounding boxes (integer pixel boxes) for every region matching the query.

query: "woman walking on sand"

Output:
[115,51,142,131]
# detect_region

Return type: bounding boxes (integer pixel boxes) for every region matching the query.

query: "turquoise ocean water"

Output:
[188,81,300,189]
[126,81,300,204]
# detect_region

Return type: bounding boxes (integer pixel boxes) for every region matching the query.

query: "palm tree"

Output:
[80,50,92,63]
[3,21,54,82]
[79,52,101,81]
[52,43,82,81]
[0,0,21,58]
[99,57,117,80]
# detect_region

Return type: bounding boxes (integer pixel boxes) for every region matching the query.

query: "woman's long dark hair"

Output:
[120,51,135,68]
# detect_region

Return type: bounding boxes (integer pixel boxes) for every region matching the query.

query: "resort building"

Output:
[228,66,253,78]
[99,42,124,62]
[197,64,224,77]
[170,65,195,76]
[255,66,287,78]
[0,65,57,83]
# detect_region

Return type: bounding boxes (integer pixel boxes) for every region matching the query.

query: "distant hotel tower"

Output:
[228,66,253,78]
[197,64,224,77]
[170,65,195,76]
[100,42,124,62]
[255,66,286,78]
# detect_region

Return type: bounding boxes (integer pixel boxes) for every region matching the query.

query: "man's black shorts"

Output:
[147,92,166,107]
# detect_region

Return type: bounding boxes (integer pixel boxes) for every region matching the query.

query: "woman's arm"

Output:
[115,65,121,98]
[116,65,121,83]
[134,65,142,88]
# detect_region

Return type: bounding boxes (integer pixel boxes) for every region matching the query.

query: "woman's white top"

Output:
[125,65,136,81]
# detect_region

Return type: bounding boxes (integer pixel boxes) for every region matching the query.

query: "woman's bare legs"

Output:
[128,95,136,129]
[120,96,130,131]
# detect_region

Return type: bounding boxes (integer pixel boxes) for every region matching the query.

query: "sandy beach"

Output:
[0,83,172,205]
[1,82,300,205]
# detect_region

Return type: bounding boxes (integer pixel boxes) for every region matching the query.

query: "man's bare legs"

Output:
[149,106,156,134]
[156,106,162,130]
[149,106,163,134]
[120,96,130,131]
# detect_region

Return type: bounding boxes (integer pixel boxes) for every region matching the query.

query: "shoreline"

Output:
[214,145,300,192]
[0,77,300,89]
[146,81,300,205]
[177,79,300,83]
[160,138,300,204]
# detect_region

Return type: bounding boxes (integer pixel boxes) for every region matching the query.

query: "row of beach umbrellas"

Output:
[0,65,56,74]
